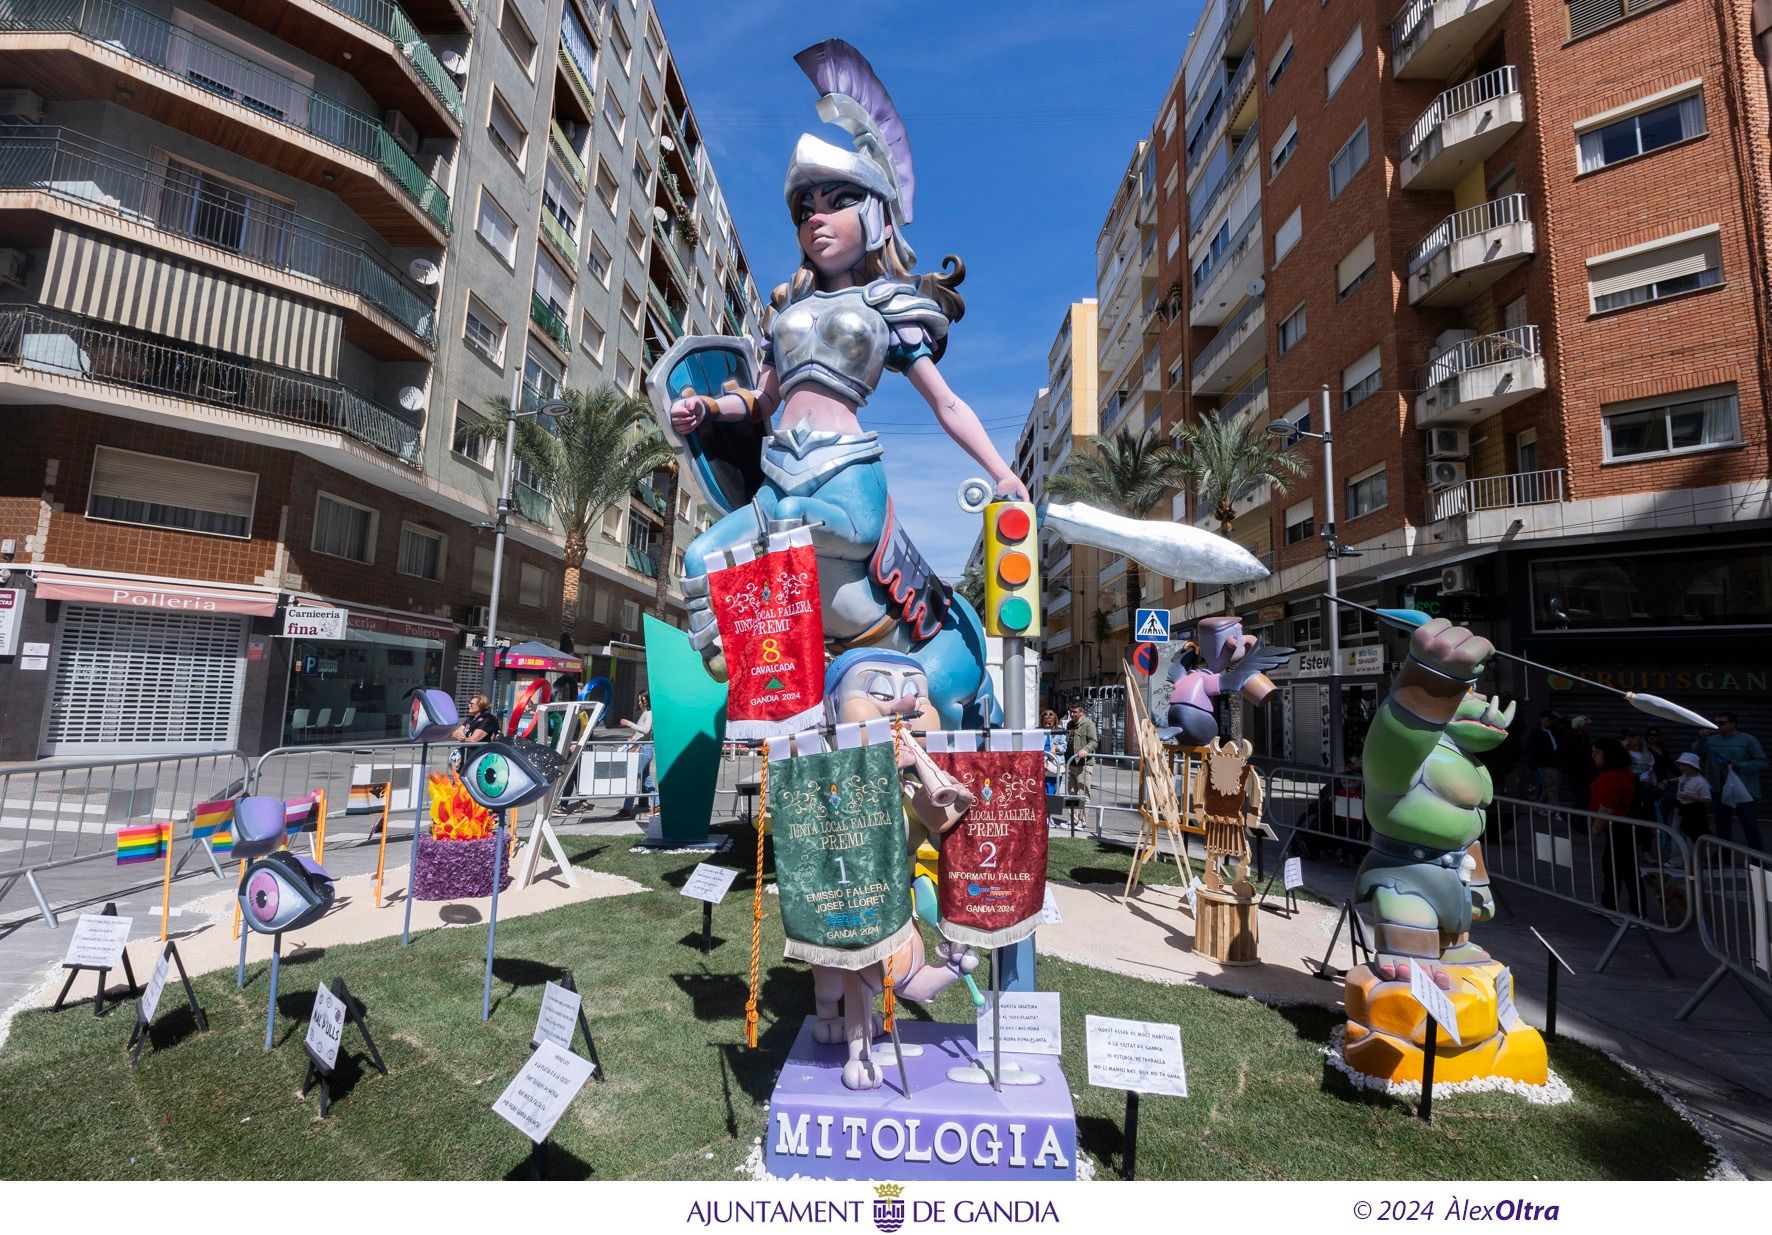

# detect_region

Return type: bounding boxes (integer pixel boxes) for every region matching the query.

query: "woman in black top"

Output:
[454,694,499,744]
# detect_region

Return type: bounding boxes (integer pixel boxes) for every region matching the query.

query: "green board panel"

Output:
[643,614,726,843]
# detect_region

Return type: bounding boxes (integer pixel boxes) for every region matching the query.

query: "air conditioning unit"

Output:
[464,605,490,630]
[1426,459,1468,490]
[1441,564,1476,595]
[384,109,420,156]
[0,248,28,289]
[0,89,44,124]
[1425,428,1469,460]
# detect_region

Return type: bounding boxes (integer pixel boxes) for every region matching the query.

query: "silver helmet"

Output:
[784,40,916,266]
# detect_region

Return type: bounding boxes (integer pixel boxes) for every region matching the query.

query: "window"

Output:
[519,562,546,607]
[87,446,256,538]
[562,0,597,79]
[609,19,632,71]
[1165,225,1181,261]
[1515,428,1539,473]
[1163,165,1179,199]
[498,1,537,75]
[592,589,610,623]
[542,163,581,239]
[621,284,642,328]
[1278,304,1306,354]
[475,189,516,264]
[602,91,626,141]
[487,91,528,168]
[616,355,636,393]
[1326,25,1363,99]
[313,492,376,562]
[1329,122,1369,199]
[627,214,647,259]
[1289,613,1322,648]
[463,294,505,364]
[1342,346,1382,408]
[582,310,605,361]
[1161,101,1178,141]
[398,525,445,580]
[524,345,562,404]
[595,159,620,213]
[1587,227,1722,313]
[601,503,626,540]
[1603,386,1740,461]
[1167,358,1184,388]
[1274,207,1302,264]
[472,545,494,595]
[1270,118,1298,175]
[1530,543,1771,631]
[451,403,495,468]
[1284,498,1315,546]
[1577,88,1704,172]
[588,233,612,284]
[158,156,293,262]
[1267,35,1293,91]
[620,600,641,632]
[1337,234,1376,299]
[1345,464,1388,518]
[1568,0,1675,42]
[632,150,651,192]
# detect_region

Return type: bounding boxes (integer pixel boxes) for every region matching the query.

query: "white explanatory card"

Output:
[63,913,132,970]
[533,980,583,1054]
[1408,963,1464,1046]
[494,1043,597,1144]
[1085,1014,1188,1098]
[1283,856,1304,891]
[680,863,741,904]
[977,991,1062,1056]
[306,983,347,1071]
[138,949,170,1024]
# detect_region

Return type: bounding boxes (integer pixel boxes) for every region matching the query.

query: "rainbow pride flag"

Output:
[192,800,235,854]
[285,792,322,834]
[117,822,171,865]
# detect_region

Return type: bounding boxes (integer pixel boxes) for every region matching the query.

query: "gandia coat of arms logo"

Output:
[872,1182,906,1233]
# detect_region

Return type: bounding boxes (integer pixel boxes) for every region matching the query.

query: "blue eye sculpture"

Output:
[459,738,568,812]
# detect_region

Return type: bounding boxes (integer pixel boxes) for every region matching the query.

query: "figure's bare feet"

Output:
[842,1058,883,1090]
[1375,953,1452,990]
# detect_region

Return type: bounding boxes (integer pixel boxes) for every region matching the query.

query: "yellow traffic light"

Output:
[982,500,1041,637]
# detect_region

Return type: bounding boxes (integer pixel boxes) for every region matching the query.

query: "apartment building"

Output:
[0,0,763,758]
[1155,0,1772,764]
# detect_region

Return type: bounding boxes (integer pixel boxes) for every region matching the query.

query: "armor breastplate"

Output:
[771,288,889,404]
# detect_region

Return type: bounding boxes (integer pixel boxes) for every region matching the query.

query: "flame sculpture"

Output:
[428,771,496,842]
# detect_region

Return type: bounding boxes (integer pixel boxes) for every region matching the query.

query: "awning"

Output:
[34,567,279,617]
[496,640,583,673]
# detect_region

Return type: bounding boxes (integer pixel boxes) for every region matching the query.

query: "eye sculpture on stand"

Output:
[237,851,335,934]
[459,738,567,811]
[408,687,460,741]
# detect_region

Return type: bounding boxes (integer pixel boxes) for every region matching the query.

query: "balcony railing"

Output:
[539,208,579,267]
[513,483,549,525]
[1418,325,1540,388]
[1404,66,1519,161]
[1428,467,1565,522]
[652,220,692,294]
[557,36,596,115]
[634,479,668,515]
[4,0,451,232]
[1189,119,1259,239]
[627,546,658,578]
[530,292,571,352]
[0,304,419,461]
[1194,294,1263,379]
[647,281,685,339]
[548,121,587,186]
[1224,46,1256,121]
[1408,193,1530,274]
[1220,371,1268,420]
[723,297,746,337]
[0,128,436,344]
[1393,0,1435,53]
[1191,204,1260,308]
[318,0,463,121]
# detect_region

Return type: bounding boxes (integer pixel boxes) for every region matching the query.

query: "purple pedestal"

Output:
[409,835,513,901]
[764,1017,1077,1181]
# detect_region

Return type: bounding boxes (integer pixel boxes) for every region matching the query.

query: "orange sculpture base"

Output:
[1342,959,1549,1086]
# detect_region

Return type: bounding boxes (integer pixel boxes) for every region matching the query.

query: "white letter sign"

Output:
[1086,1014,1188,1098]
[533,980,582,1054]
[63,913,132,970]
[977,991,1062,1056]
[281,606,348,640]
[679,862,741,904]
[306,983,347,1071]
[1408,963,1464,1045]
[494,1043,596,1143]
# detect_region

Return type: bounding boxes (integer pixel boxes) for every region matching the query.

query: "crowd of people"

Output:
[1521,709,1764,851]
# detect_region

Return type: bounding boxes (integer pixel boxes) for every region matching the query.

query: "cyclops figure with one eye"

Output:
[672,40,1024,727]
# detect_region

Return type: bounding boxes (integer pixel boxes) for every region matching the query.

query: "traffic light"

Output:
[982,500,1041,637]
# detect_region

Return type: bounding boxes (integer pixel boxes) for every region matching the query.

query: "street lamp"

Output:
[1268,384,1348,774]
[480,397,568,711]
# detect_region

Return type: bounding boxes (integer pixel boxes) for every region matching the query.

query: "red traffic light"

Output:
[994,506,1031,542]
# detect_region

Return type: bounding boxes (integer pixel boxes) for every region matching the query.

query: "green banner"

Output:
[769,741,913,970]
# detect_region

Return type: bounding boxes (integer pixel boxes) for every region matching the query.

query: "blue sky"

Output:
[663,0,1199,577]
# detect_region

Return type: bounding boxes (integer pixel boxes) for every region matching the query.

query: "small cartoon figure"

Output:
[980,777,994,804]
[827,781,843,811]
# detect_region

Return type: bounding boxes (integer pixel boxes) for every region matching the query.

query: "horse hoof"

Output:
[843,1059,883,1091]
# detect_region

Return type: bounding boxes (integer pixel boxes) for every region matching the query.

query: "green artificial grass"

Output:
[0,827,1713,1181]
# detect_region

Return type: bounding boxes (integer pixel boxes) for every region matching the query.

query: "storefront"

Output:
[1268,644,1388,769]
[32,568,278,756]
[279,600,453,745]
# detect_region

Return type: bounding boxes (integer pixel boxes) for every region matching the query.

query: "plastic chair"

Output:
[338,706,356,735]
[291,707,310,739]
[313,708,332,737]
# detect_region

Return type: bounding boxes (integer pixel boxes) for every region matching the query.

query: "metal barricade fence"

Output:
[1679,835,1772,1022]
[0,748,251,926]
[249,740,461,850]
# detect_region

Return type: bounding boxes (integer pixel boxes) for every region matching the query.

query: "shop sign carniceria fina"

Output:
[282,606,349,640]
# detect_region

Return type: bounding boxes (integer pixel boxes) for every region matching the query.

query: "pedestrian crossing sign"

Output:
[1134,608,1171,643]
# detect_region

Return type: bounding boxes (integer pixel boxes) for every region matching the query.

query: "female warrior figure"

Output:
[670,40,1024,727]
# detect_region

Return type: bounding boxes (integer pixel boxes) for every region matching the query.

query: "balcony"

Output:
[652,220,693,296]
[1408,194,1534,306]
[0,0,451,242]
[530,292,571,353]
[548,121,587,187]
[556,37,595,123]
[1226,46,1258,137]
[203,0,463,131]
[1427,467,1565,523]
[1220,371,1269,422]
[633,479,668,517]
[1392,0,1514,81]
[0,303,419,462]
[1414,326,1547,427]
[0,128,435,355]
[647,282,684,340]
[627,546,659,578]
[1190,207,1261,327]
[1399,67,1524,191]
[1191,296,1264,395]
[1189,119,1260,242]
[513,483,549,525]
[539,207,579,268]
[399,0,472,35]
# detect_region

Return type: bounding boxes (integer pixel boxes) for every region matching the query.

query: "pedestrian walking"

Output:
[1589,737,1640,915]
[1692,713,1765,850]
[1643,728,1677,783]
[1065,703,1098,813]
[1673,751,1712,843]
[1040,708,1067,804]
[618,692,655,819]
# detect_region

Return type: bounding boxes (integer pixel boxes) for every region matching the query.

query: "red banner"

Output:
[706,528,825,740]
[928,736,1048,947]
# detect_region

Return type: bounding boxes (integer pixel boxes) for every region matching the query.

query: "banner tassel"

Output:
[745,755,768,1049]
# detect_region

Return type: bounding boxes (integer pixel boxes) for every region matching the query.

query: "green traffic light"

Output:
[996,596,1033,632]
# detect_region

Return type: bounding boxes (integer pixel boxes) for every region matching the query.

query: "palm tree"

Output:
[1173,410,1310,545]
[953,559,986,611]
[652,460,681,621]
[460,385,673,646]
[1046,426,1190,660]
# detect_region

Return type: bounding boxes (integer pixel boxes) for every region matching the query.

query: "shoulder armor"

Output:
[864,279,949,350]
